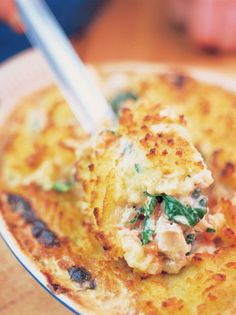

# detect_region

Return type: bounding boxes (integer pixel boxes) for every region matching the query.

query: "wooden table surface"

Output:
[1,0,236,314]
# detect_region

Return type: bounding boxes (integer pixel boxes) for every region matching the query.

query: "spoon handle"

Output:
[16,0,115,133]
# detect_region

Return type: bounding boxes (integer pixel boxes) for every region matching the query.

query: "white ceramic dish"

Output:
[0,49,236,315]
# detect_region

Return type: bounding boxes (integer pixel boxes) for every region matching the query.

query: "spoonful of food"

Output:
[16,0,116,134]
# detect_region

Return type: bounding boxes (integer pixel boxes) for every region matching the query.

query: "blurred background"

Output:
[1,0,236,75]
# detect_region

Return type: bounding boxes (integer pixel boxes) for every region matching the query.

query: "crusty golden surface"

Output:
[98,69,236,199]
[0,86,88,190]
[0,68,236,314]
[77,100,213,265]
[140,74,236,196]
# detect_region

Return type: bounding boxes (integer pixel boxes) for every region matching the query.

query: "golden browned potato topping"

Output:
[76,100,222,275]
[105,71,236,200]
[1,72,236,314]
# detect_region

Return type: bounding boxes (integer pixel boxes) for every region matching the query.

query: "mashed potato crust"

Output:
[77,100,213,268]
[1,67,236,314]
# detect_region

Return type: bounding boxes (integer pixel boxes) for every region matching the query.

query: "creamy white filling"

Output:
[118,229,162,274]
[155,215,190,260]
[118,195,225,275]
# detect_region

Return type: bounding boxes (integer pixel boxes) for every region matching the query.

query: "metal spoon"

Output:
[16,0,115,134]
